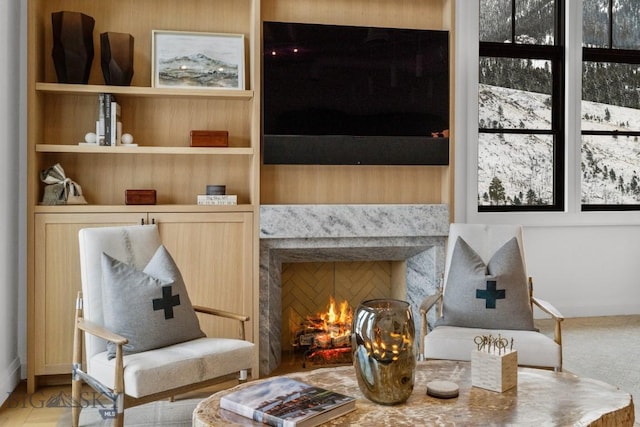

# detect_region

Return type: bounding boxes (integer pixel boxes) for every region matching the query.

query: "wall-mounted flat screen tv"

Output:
[262,21,449,165]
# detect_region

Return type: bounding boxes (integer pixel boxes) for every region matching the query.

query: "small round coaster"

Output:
[426,380,459,399]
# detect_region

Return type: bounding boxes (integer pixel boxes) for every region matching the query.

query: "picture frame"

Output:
[152,30,245,90]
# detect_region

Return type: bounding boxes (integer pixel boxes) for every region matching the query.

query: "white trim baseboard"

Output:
[0,357,22,407]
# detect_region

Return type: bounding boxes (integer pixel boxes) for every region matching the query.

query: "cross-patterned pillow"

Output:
[101,245,205,359]
[435,236,535,330]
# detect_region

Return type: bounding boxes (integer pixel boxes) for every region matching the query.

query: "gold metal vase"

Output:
[351,299,416,405]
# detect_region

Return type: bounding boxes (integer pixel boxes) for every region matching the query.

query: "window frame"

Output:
[456,0,640,226]
[580,4,640,211]
[478,1,565,212]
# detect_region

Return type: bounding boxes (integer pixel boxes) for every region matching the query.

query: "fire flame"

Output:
[318,296,353,336]
[292,296,354,365]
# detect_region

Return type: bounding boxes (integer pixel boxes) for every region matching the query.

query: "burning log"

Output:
[292,296,354,367]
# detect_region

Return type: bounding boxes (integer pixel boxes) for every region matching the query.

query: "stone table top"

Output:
[192,360,635,427]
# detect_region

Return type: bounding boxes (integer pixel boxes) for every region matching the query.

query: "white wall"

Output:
[454,0,640,319]
[0,0,24,405]
[525,226,640,317]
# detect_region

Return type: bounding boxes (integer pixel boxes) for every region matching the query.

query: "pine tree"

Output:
[489,177,506,205]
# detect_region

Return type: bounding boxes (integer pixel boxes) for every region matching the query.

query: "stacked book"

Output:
[196,194,237,205]
[96,93,121,146]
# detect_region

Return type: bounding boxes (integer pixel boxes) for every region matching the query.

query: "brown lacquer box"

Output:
[125,189,156,205]
[190,130,229,147]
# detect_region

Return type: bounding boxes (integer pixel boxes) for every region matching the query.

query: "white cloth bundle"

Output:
[40,163,87,205]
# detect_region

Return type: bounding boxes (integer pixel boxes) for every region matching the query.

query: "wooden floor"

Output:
[0,381,71,426]
[0,380,236,427]
[0,353,346,427]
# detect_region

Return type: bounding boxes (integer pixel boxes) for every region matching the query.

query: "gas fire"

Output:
[293,296,354,366]
[318,297,353,337]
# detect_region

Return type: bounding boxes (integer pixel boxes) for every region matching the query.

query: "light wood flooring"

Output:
[0,354,345,427]
[1,381,72,426]
[0,380,237,427]
[0,357,319,427]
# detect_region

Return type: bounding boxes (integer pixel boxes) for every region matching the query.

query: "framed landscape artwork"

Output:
[152,30,245,90]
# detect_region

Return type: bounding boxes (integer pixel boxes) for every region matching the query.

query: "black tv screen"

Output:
[262,21,450,165]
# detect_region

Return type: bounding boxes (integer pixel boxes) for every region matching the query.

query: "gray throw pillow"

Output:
[101,245,205,359]
[436,236,535,331]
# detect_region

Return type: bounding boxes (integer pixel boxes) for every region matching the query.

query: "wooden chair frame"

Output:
[419,276,565,371]
[71,291,252,427]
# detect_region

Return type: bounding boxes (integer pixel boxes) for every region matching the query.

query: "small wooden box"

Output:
[471,350,518,392]
[190,130,228,147]
[125,189,156,205]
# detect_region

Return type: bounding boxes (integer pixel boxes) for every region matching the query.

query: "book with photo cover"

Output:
[220,377,356,427]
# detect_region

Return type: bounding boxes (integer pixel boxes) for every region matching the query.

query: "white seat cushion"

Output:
[88,337,255,398]
[424,326,561,369]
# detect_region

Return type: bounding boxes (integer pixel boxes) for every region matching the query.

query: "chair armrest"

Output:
[532,296,564,361]
[76,318,128,346]
[420,293,442,315]
[532,297,564,321]
[418,290,443,360]
[193,305,250,340]
[193,305,250,322]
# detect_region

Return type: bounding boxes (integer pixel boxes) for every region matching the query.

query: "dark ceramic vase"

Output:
[100,32,134,86]
[51,11,95,84]
[351,299,416,405]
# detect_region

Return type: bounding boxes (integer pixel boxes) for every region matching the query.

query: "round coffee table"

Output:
[193,360,635,426]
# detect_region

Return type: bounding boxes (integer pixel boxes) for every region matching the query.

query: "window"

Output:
[581,0,640,210]
[478,0,564,211]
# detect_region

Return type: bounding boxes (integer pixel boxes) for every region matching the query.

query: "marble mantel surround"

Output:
[259,204,449,375]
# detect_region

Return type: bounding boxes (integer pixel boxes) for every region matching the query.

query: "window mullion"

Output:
[565,0,582,214]
[511,0,516,43]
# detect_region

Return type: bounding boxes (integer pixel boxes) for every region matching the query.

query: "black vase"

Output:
[100,32,134,86]
[51,11,95,84]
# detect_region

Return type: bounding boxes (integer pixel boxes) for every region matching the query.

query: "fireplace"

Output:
[259,204,449,376]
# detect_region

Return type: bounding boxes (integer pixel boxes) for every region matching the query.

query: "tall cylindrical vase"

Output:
[351,299,416,405]
[51,11,95,84]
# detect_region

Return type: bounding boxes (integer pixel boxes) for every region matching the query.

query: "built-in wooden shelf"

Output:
[35,82,254,100]
[35,144,254,155]
[33,204,256,214]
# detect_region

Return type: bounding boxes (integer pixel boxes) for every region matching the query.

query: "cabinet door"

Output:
[32,213,142,376]
[152,212,254,342]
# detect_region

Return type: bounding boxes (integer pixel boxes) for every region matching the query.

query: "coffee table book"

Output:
[219,377,356,427]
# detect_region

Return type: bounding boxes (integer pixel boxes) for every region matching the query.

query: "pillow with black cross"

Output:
[435,236,535,331]
[100,245,205,359]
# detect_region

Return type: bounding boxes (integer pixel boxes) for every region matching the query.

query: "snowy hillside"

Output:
[478,83,640,205]
[157,53,239,88]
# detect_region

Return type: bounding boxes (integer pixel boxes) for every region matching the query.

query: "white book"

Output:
[197,194,237,205]
[96,93,106,145]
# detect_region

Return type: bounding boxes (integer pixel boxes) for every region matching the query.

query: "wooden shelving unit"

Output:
[26,0,261,392]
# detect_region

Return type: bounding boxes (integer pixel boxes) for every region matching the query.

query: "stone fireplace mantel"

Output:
[259,204,449,375]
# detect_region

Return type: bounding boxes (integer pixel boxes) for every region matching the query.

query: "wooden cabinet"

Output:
[31,211,253,382]
[27,0,260,391]
[32,213,142,378]
[152,212,254,340]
